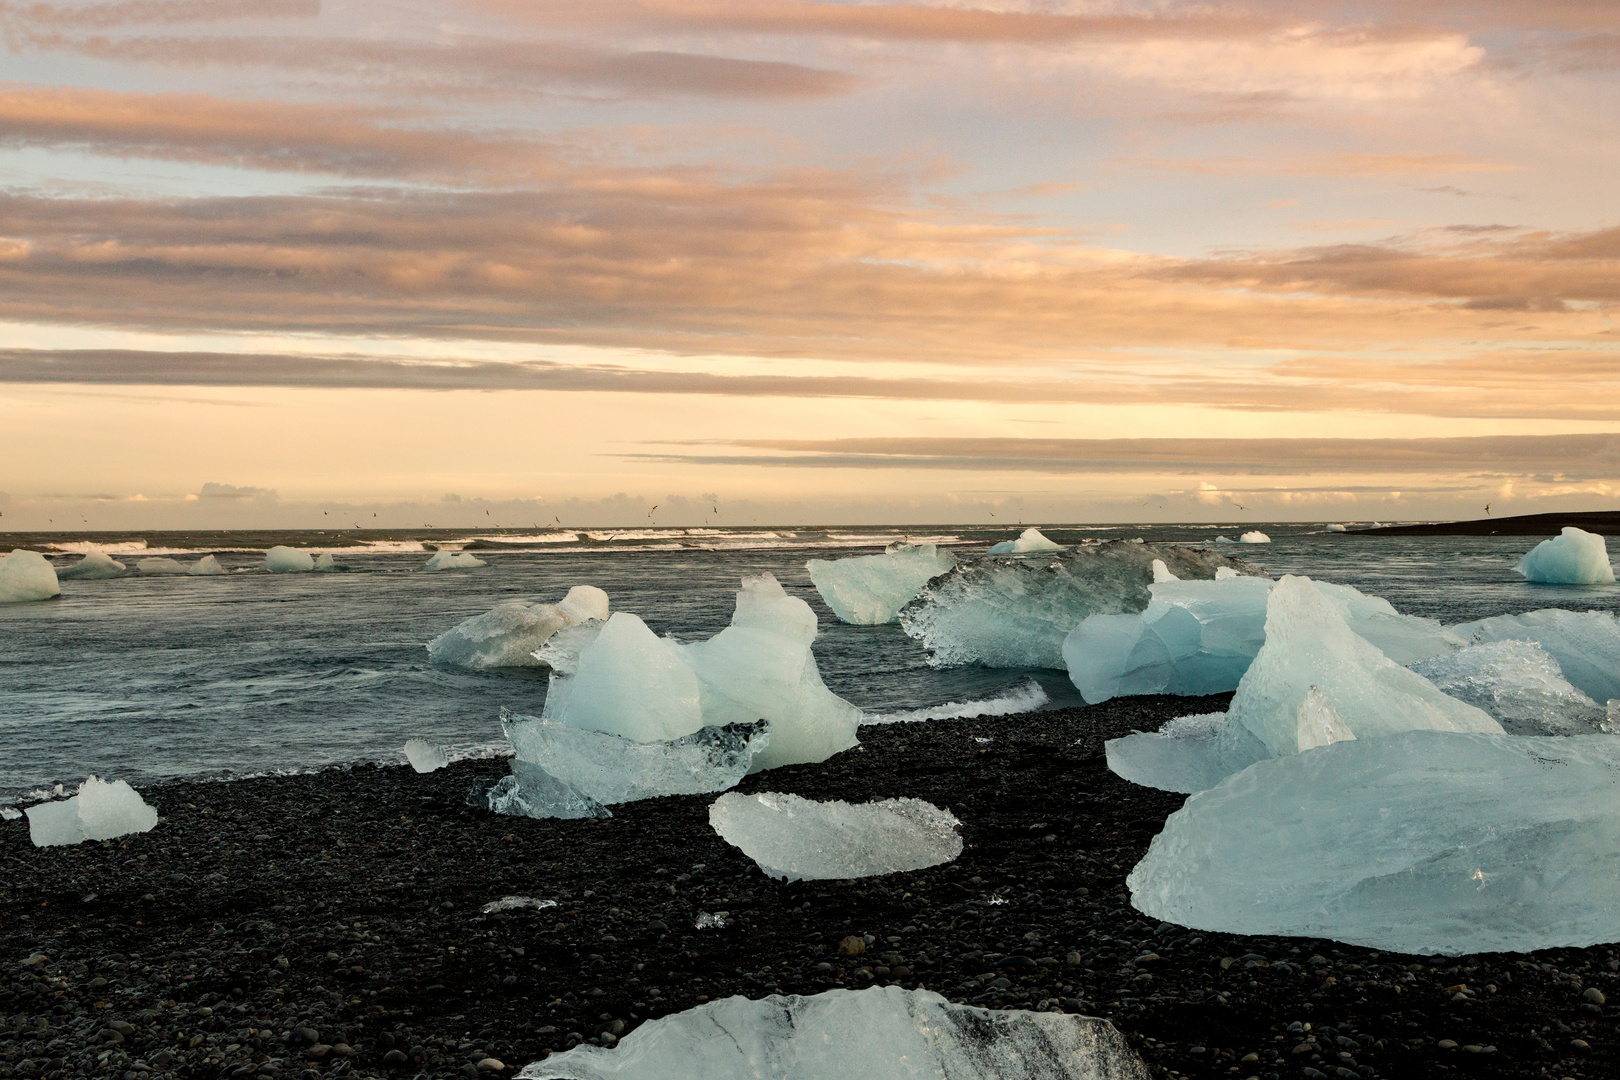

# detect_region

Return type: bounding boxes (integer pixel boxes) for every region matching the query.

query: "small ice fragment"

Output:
[264,546,315,573]
[859,678,1048,725]
[0,549,61,602]
[189,554,226,576]
[423,549,487,571]
[1,807,20,820]
[403,738,449,773]
[1327,523,1347,533]
[58,550,125,580]
[481,896,558,914]
[1515,527,1615,585]
[987,527,1063,554]
[429,586,609,670]
[25,776,158,847]
[806,543,956,625]
[974,736,993,743]
[485,760,611,820]
[709,791,962,881]
[314,552,337,571]
[693,911,729,929]
[1239,531,1271,544]
[137,556,188,574]
[502,714,768,804]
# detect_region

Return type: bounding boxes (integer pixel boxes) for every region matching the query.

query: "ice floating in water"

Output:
[190,554,226,576]
[987,527,1063,555]
[900,541,1247,670]
[58,550,125,579]
[860,678,1049,725]
[25,777,158,847]
[424,549,487,571]
[517,985,1146,1080]
[1128,730,1620,955]
[481,896,558,914]
[1239,531,1271,544]
[264,546,315,573]
[137,556,188,574]
[1515,527,1615,585]
[806,543,956,625]
[1410,640,1606,736]
[1105,713,1269,795]
[0,550,61,603]
[427,585,610,670]
[314,552,337,571]
[1453,608,1620,704]
[484,759,610,820]
[709,791,961,881]
[403,737,449,773]
[1326,523,1347,533]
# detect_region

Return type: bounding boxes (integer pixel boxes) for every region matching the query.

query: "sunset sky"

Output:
[1,0,1617,528]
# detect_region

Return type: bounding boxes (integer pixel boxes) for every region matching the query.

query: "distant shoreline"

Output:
[1360,511,1620,537]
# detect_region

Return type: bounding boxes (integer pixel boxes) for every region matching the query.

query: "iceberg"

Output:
[314,552,337,571]
[0,550,62,603]
[137,556,188,574]
[1239,531,1270,544]
[987,527,1064,555]
[1105,713,1269,795]
[189,554,226,576]
[264,546,315,573]
[709,791,961,881]
[1453,608,1620,704]
[1127,730,1620,955]
[24,776,158,848]
[424,549,487,571]
[806,543,956,625]
[1411,640,1606,736]
[403,737,449,773]
[1515,527,1615,585]
[427,586,610,670]
[517,985,1146,1080]
[58,550,125,579]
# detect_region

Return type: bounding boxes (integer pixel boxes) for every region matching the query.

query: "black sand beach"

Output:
[3,699,1616,1080]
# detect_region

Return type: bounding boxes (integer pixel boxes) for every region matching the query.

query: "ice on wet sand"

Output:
[1515,527,1615,585]
[806,543,956,625]
[987,527,1064,555]
[427,586,610,670]
[1454,608,1620,704]
[58,550,125,579]
[0,550,61,603]
[264,546,315,573]
[709,791,961,881]
[25,777,158,847]
[1104,713,1269,795]
[424,549,487,571]
[403,737,449,773]
[517,985,1147,1080]
[485,759,610,821]
[1410,640,1606,735]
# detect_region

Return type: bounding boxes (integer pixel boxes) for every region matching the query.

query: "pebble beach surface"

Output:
[3,696,1617,1080]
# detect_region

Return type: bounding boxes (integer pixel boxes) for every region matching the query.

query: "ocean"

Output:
[3,523,1615,803]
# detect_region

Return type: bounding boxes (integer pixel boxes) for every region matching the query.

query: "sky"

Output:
[1,0,1617,529]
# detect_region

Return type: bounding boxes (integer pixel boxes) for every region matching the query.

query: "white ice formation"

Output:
[1453,608,1620,704]
[25,777,158,847]
[0,550,62,603]
[987,527,1064,555]
[1410,640,1607,736]
[806,543,956,625]
[900,541,1246,669]
[426,586,610,670]
[137,557,188,574]
[314,552,337,571]
[1239,531,1271,544]
[1515,527,1615,585]
[424,549,487,571]
[264,546,315,573]
[709,791,961,881]
[1128,730,1620,955]
[517,985,1145,1080]
[58,550,125,579]
[190,555,226,576]
[1326,523,1347,533]
[403,737,449,773]
[482,896,558,915]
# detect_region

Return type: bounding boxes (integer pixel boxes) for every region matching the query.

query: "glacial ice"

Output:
[314,552,337,571]
[518,985,1145,1080]
[482,896,557,914]
[900,541,1247,669]
[137,557,188,574]
[1151,559,1176,583]
[806,543,956,625]
[987,527,1064,555]
[1326,523,1347,533]
[860,678,1050,725]
[709,791,961,881]
[190,554,226,576]
[264,546,315,573]
[403,737,449,773]
[485,759,611,820]
[1453,608,1620,704]
[0,550,61,603]
[1104,713,1269,795]
[427,586,611,670]
[424,549,487,571]
[1313,580,1465,665]
[1127,730,1620,955]
[58,550,125,579]
[1515,527,1615,585]
[1239,531,1271,544]
[25,777,158,847]
[547,612,704,742]
[1410,640,1607,735]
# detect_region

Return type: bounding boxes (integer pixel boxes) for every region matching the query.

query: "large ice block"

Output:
[0,550,61,603]
[264,546,315,572]
[58,550,125,579]
[547,612,705,742]
[1128,730,1620,955]
[25,776,158,847]
[504,713,769,804]
[428,587,610,670]
[1516,527,1615,585]
[1104,712,1269,795]
[709,791,960,881]
[987,527,1064,555]
[424,549,487,570]
[1453,608,1620,704]
[1410,640,1606,735]
[806,543,957,625]
[517,985,1147,1080]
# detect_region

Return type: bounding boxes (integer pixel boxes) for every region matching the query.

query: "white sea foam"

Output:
[860,679,1050,725]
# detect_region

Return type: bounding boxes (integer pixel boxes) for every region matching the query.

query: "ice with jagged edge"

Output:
[1453,608,1620,704]
[1239,531,1270,544]
[403,737,449,773]
[1516,527,1615,585]
[1105,712,1270,795]
[427,585,610,669]
[424,549,487,571]
[484,759,611,820]
[806,542,956,625]
[860,678,1048,725]
[1410,640,1607,736]
[519,985,1147,1080]
[900,541,1249,670]
[264,546,314,572]
[709,791,961,881]
[1128,730,1620,955]
[987,527,1064,555]
[0,550,61,603]
[58,550,125,579]
[25,776,158,847]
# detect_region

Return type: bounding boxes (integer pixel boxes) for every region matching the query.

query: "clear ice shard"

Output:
[806,542,956,625]
[709,791,961,881]
[264,546,314,572]
[190,554,226,576]
[1104,713,1269,795]
[423,549,487,570]
[25,776,158,847]
[516,985,1148,1080]
[1515,527,1615,585]
[900,541,1250,670]
[484,759,610,820]
[1454,608,1620,705]
[58,550,125,579]
[1127,730,1620,955]
[1410,639,1606,735]
[987,527,1064,555]
[427,586,610,669]
[403,737,449,773]
[0,549,61,603]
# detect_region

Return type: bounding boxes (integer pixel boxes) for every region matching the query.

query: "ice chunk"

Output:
[137,556,187,574]
[555,584,610,623]
[1127,730,1620,955]
[403,737,449,773]
[264,546,315,573]
[709,791,961,881]
[428,587,611,670]
[533,620,604,675]
[484,759,610,820]
[1515,527,1615,585]
[1,806,20,820]
[1229,576,1501,756]
[424,549,487,570]
[58,550,125,579]
[987,527,1063,554]
[1150,559,1177,583]
[0,550,61,603]
[481,896,558,914]
[1410,640,1605,735]
[517,985,1146,1080]
[1239,531,1270,544]
[806,543,957,625]
[1326,523,1347,533]
[860,678,1049,724]
[693,911,729,929]
[189,554,226,576]
[25,776,158,847]
[314,552,337,571]
[1454,608,1620,704]
[1105,712,1269,794]
[548,612,705,742]
[901,541,1249,669]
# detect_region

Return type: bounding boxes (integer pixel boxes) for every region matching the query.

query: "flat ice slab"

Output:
[1454,608,1620,704]
[424,549,487,571]
[58,550,125,579]
[403,737,449,773]
[987,527,1064,555]
[709,791,961,881]
[264,546,315,573]
[25,776,158,847]
[427,586,610,669]
[806,542,956,625]
[1410,640,1606,736]
[1105,712,1269,795]
[518,985,1147,1080]
[1128,730,1620,955]
[1516,527,1615,585]
[0,549,61,603]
